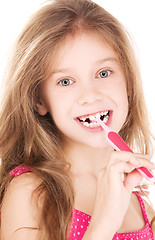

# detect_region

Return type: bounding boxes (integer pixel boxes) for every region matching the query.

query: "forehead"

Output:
[51,32,118,69]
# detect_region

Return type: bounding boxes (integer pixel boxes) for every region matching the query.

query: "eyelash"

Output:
[96,69,112,79]
[57,69,112,86]
[58,78,74,86]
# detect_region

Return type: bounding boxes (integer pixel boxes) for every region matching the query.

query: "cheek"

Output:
[48,95,69,125]
[119,92,129,121]
[122,85,129,110]
[113,80,129,122]
[117,79,128,106]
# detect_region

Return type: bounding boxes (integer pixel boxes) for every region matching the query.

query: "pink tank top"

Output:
[10,166,155,240]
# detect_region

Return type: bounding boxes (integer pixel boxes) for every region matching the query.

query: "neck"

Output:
[64,142,114,178]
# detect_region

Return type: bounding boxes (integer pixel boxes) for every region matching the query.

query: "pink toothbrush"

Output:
[95,116,155,183]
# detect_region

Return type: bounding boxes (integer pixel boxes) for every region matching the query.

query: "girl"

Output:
[0,0,155,239]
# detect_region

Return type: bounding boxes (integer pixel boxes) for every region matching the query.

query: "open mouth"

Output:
[77,110,111,128]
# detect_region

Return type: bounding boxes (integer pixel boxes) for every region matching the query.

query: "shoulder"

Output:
[1,172,43,239]
[7,171,41,193]
[3,172,42,207]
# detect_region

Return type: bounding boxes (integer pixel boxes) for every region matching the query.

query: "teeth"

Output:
[81,117,87,121]
[103,115,109,123]
[83,122,101,128]
[96,113,101,119]
[89,115,96,121]
[83,122,89,127]
[79,110,109,122]
[78,110,110,128]
[102,111,108,116]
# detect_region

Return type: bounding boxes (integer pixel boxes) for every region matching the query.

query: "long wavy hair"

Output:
[0,0,154,239]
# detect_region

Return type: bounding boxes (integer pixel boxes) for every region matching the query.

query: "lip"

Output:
[76,110,110,119]
[75,110,113,132]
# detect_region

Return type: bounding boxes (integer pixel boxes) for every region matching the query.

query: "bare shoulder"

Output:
[6,172,42,193]
[2,172,42,209]
[1,173,43,240]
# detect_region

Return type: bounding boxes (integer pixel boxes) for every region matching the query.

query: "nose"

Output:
[78,83,103,105]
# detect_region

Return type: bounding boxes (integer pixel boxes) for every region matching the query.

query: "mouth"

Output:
[76,110,112,129]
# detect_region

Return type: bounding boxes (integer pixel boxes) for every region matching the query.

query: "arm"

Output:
[82,152,155,240]
[0,173,42,240]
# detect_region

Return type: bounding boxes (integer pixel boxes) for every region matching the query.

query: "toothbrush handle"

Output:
[108,131,155,182]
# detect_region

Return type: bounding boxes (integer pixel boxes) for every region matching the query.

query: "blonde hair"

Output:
[0,0,154,239]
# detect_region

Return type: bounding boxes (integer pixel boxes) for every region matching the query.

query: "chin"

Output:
[83,139,110,149]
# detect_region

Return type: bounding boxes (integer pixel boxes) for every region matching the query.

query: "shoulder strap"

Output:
[9,166,31,177]
[133,191,150,224]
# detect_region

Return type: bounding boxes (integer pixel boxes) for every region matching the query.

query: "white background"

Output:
[0,0,155,203]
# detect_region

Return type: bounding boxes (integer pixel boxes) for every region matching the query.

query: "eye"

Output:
[97,69,112,78]
[58,78,74,86]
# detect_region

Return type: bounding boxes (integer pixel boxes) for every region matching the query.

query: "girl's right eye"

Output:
[58,78,74,86]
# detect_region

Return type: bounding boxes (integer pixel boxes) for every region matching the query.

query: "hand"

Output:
[88,151,155,238]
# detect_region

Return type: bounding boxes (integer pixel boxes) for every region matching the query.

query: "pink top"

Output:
[10,166,155,240]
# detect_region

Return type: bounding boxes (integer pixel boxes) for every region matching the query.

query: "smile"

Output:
[77,110,111,128]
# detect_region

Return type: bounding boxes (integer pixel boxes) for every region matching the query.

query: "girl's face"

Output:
[37,33,128,149]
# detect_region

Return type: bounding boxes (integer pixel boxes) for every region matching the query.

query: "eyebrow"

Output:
[96,57,118,65]
[51,57,118,75]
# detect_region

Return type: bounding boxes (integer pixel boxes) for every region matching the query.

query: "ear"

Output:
[35,99,48,116]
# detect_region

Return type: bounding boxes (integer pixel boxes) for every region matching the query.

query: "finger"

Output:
[111,151,155,169]
[134,153,151,160]
[123,169,142,193]
[110,151,140,167]
[110,162,136,175]
[135,158,155,170]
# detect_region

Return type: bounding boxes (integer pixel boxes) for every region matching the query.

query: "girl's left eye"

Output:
[58,78,74,86]
[97,69,112,78]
